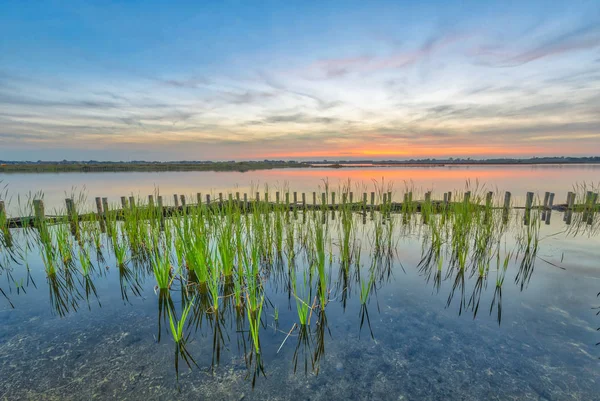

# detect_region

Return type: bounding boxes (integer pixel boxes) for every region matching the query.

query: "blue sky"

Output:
[0,0,599,161]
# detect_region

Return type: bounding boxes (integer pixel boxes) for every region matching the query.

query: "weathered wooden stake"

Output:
[542,192,550,210]
[503,192,511,210]
[180,195,186,207]
[95,197,103,217]
[120,196,128,210]
[102,198,109,217]
[276,192,280,204]
[349,192,353,204]
[312,192,316,206]
[525,192,534,210]
[219,193,223,204]
[302,193,306,208]
[206,194,211,205]
[33,199,45,224]
[196,193,202,206]
[464,191,471,205]
[486,192,493,208]
[173,194,179,208]
[129,196,136,209]
[370,192,375,207]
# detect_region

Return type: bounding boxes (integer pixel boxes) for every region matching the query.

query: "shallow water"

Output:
[0,208,599,400]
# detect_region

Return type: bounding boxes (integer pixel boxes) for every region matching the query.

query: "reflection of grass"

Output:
[167,299,198,380]
[2,181,588,383]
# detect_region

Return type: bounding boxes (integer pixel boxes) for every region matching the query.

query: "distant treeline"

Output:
[0,160,310,173]
[309,156,600,166]
[1,156,598,173]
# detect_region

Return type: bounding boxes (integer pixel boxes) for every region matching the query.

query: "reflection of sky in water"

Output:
[1,165,599,214]
[0,210,599,399]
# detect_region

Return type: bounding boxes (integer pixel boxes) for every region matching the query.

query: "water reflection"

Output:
[0,204,599,389]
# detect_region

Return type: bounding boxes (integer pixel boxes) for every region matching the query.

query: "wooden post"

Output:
[243,193,248,207]
[542,192,550,210]
[568,192,576,209]
[173,194,179,208]
[206,194,211,205]
[120,196,128,210]
[464,191,471,205]
[503,192,511,210]
[148,195,154,208]
[387,191,392,205]
[302,193,306,208]
[256,192,260,202]
[197,193,202,206]
[293,192,297,205]
[525,192,534,210]
[0,200,5,221]
[180,195,186,207]
[425,191,431,203]
[95,197,103,217]
[321,193,326,207]
[102,198,109,217]
[129,196,136,209]
[33,199,45,225]
[362,193,367,210]
[276,191,280,204]
[228,193,233,204]
[382,193,387,206]
[349,192,353,204]
[219,193,223,204]
[443,193,448,204]
[331,192,336,207]
[485,192,493,208]
[446,192,452,204]
[265,192,269,203]
[342,193,347,205]
[503,191,511,224]
[545,193,555,225]
[312,192,316,207]
[65,198,76,217]
[285,192,289,205]
[370,192,375,207]
[236,192,240,203]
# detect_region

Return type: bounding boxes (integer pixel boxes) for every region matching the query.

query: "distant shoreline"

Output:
[0,158,598,173]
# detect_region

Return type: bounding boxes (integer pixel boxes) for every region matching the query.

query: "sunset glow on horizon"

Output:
[0,1,599,161]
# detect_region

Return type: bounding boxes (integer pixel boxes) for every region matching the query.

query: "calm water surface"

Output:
[0,169,599,400]
[1,165,599,214]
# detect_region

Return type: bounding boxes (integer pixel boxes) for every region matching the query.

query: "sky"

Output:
[0,0,599,161]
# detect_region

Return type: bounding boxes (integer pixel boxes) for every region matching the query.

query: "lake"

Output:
[0,166,599,400]
[1,164,599,214]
